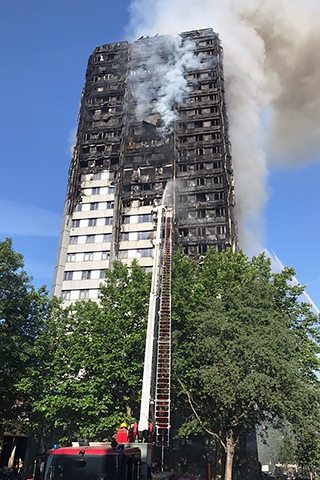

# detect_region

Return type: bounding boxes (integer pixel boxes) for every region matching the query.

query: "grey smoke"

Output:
[127,0,320,252]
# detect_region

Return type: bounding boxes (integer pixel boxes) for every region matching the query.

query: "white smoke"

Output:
[130,36,200,129]
[127,0,320,252]
[68,127,77,156]
[156,37,200,128]
[266,249,320,315]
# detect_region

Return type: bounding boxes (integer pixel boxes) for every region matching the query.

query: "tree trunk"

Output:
[224,430,236,480]
[0,425,4,456]
[215,442,224,480]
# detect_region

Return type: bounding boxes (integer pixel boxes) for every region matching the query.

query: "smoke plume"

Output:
[127,0,320,252]
[130,36,200,129]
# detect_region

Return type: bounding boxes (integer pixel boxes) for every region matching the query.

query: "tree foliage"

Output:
[0,238,49,434]
[9,243,320,479]
[19,261,151,443]
[296,427,320,477]
[171,248,320,480]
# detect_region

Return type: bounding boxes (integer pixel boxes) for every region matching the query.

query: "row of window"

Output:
[84,186,115,195]
[180,177,224,189]
[76,201,114,212]
[87,96,121,106]
[180,180,225,191]
[195,48,218,57]
[184,243,225,256]
[67,251,110,262]
[188,83,218,92]
[69,234,111,245]
[179,121,221,132]
[69,228,155,245]
[178,163,223,173]
[179,208,226,220]
[180,193,225,203]
[197,38,217,47]
[179,225,227,236]
[80,171,114,182]
[62,269,154,301]
[180,137,223,148]
[188,72,217,81]
[182,107,220,118]
[82,143,119,154]
[122,214,153,224]
[72,217,113,228]
[179,151,223,161]
[64,270,106,281]
[67,246,153,260]
[187,95,221,104]
[79,157,118,169]
[61,289,99,301]
[120,231,153,241]
[118,248,153,259]
[92,52,123,63]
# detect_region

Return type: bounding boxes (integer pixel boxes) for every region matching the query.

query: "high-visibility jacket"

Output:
[115,427,129,443]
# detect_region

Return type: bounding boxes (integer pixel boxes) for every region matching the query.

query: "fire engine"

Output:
[41,444,141,480]
[35,205,173,480]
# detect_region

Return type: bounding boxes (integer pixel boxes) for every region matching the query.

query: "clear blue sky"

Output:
[0,1,319,309]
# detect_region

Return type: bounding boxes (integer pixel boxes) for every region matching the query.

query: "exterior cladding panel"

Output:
[65,29,237,259]
[66,40,130,216]
[52,28,238,300]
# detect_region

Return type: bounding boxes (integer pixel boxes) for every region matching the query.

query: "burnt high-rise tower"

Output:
[52,28,237,302]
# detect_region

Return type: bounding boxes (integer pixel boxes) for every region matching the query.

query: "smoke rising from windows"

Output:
[130,36,200,130]
[127,0,320,252]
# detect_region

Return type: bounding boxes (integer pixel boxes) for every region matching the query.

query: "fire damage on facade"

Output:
[52,28,238,301]
[67,28,237,251]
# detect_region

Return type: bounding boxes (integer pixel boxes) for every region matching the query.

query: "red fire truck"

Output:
[41,444,141,480]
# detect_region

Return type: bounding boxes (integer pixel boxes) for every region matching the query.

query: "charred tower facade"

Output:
[52,28,237,302]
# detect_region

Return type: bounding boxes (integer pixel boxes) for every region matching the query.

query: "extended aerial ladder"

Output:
[138,205,173,450]
[33,204,174,480]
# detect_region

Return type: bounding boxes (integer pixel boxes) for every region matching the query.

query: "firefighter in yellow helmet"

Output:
[115,422,129,443]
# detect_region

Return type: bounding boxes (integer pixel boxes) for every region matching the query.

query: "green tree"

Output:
[278,427,296,467]
[19,260,150,443]
[296,427,320,479]
[172,248,320,480]
[0,238,49,443]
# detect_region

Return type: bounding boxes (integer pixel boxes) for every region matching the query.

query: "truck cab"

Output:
[41,445,141,480]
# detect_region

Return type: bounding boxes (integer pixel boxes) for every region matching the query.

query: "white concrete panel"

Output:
[70,290,79,300]
[101,172,111,180]
[89,290,99,299]
[91,270,100,280]
[73,271,82,281]
[93,252,102,261]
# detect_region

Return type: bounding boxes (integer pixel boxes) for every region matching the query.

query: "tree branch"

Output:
[177,376,226,452]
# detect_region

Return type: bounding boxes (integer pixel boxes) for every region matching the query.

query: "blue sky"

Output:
[0,1,319,309]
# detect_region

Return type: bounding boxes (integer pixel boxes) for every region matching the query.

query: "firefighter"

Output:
[18,458,23,473]
[115,422,129,443]
[129,423,138,442]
